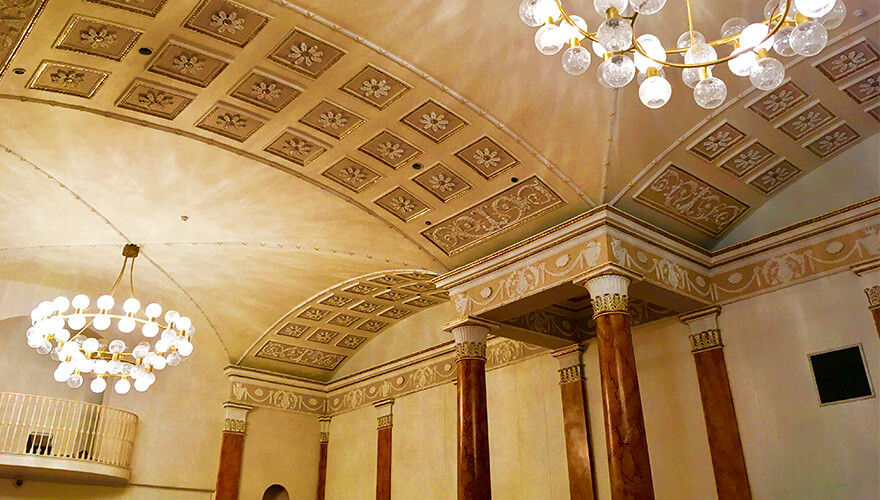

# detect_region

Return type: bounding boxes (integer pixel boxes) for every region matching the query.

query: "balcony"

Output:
[0,392,138,485]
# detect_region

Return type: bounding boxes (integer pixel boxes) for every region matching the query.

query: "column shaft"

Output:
[457,357,491,500]
[317,441,328,500]
[560,377,596,500]
[693,347,752,499]
[376,426,392,499]
[215,431,245,500]
[594,312,654,500]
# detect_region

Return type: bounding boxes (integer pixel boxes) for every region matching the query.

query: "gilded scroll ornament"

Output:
[689,329,723,352]
[455,341,487,360]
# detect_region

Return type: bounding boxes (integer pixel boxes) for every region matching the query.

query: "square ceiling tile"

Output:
[343,283,380,295]
[299,100,365,140]
[843,72,880,105]
[719,141,775,178]
[319,295,355,308]
[184,0,270,48]
[327,313,361,327]
[400,281,436,293]
[27,61,108,98]
[413,163,472,202]
[688,122,746,162]
[816,40,879,83]
[747,81,809,121]
[350,300,384,313]
[748,160,801,194]
[400,99,468,143]
[357,319,388,333]
[374,187,430,222]
[336,334,367,350]
[454,136,520,179]
[777,102,836,141]
[195,103,265,142]
[805,122,861,158]
[85,0,167,16]
[116,79,195,120]
[404,296,439,308]
[277,322,309,338]
[55,15,141,61]
[322,157,382,193]
[297,307,332,321]
[255,341,345,370]
[374,290,414,302]
[147,40,229,87]
[340,64,411,110]
[307,329,339,344]
[268,28,345,79]
[368,275,409,286]
[868,106,880,122]
[358,131,421,169]
[432,290,450,300]
[378,307,412,320]
[229,69,301,113]
[264,129,328,167]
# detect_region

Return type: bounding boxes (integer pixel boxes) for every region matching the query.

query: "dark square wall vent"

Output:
[809,345,873,405]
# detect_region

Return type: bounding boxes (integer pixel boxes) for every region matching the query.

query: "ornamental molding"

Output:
[866,286,880,309]
[455,341,487,360]
[319,431,330,443]
[223,418,247,434]
[558,365,583,384]
[689,329,723,353]
[377,415,393,429]
[590,294,629,316]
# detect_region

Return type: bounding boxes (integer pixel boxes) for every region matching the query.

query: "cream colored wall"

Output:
[0,481,212,499]
[238,408,320,499]
[325,405,377,500]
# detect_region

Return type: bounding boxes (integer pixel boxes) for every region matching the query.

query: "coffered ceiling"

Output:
[0,0,876,379]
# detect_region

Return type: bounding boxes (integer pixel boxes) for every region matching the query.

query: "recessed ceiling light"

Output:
[138,47,153,55]
[12,68,25,75]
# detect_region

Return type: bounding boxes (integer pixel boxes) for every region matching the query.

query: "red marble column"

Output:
[553,344,596,500]
[681,307,752,500]
[317,416,330,500]
[215,403,251,500]
[579,268,655,500]
[443,317,497,500]
[864,286,880,338]
[375,399,394,500]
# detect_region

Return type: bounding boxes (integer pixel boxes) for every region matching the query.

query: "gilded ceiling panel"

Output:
[54,15,141,61]
[116,79,194,120]
[27,61,107,98]
[183,0,271,48]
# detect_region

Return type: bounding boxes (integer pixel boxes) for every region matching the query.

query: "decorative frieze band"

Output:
[559,365,584,384]
[377,415,393,429]
[223,418,247,434]
[455,341,487,360]
[865,286,880,309]
[690,329,723,353]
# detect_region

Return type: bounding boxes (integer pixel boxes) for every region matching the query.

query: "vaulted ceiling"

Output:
[0,0,876,379]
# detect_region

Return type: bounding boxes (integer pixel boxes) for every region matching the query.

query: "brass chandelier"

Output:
[519,0,847,108]
[26,245,195,394]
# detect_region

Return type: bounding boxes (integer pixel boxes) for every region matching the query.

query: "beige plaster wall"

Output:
[0,480,212,499]
[238,407,320,499]
[324,405,377,500]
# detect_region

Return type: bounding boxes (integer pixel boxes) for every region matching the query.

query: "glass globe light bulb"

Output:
[115,378,131,394]
[38,301,54,318]
[76,358,94,373]
[790,21,827,56]
[90,377,107,393]
[795,0,835,18]
[634,34,666,72]
[519,0,544,27]
[591,41,609,59]
[750,57,785,90]
[779,0,800,20]
[130,364,147,380]
[630,0,666,15]
[96,295,115,311]
[728,48,758,76]
[118,317,136,334]
[684,43,717,64]
[563,15,589,41]
[50,347,62,361]
[155,337,171,353]
[144,303,162,319]
[142,322,160,338]
[109,339,126,354]
[676,30,705,49]
[151,355,167,370]
[67,373,83,389]
[721,17,749,38]
[122,298,140,314]
[739,23,774,51]
[164,310,180,325]
[67,314,86,331]
[682,67,702,89]
[83,337,100,352]
[178,340,194,357]
[93,359,109,375]
[819,0,846,29]
[535,24,565,55]
[36,341,52,355]
[54,363,72,382]
[109,359,123,374]
[144,372,156,385]
[598,54,636,88]
[134,378,151,392]
[48,315,65,332]
[593,0,629,16]
[132,343,150,359]
[54,328,71,343]
[176,316,192,331]
[53,296,70,313]
[596,67,613,88]
[93,315,111,331]
[71,294,90,310]
[639,76,672,108]
[533,0,562,21]
[561,46,592,75]
[773,27,796,56]
[694,76,728,109]
[166,352,182,367]
[597,17,633,52]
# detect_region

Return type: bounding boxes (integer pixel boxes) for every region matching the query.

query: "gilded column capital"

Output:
[222,402,252,435]
[680,305,725,353]
[552,344,586,384]
[689,329,723,352]
[319,416,331,443]
[443,316,498,360]
[374,398,394,429]
[865,286,880,310]
[573,264,642,317]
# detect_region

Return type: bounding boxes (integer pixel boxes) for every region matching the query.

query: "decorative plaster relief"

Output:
[85,0,167,16]
[804,122,861,158]
[350,300,384,313]
[747,81,809,121]
[400,99,467,143]
[454,136,520,179]
[322,157,382,193]
[327,313,361,327]
[378,307,411,320]
[319,295,355,308]
[374,290,414,302]
[356,319,388,333]
[412,163,472,202]
[609,237,713,299]
[299,100,365,140]
[195,103,265,142]
[843,72,880,105]
[27,61,108,98]
[298,307,332,321]
[277,322,309,338]
[55,15,142,61]
[374,187,430,222]
[147,40,229,87]
[255,341,346,370]
[307,329,339,344]
[504,309,583,339]
[264,129,327,167]
[336,334,367,349]
[229,69,301,113]
[358,131,421,169]
[815,40,879,83]
[184,0,271,48]
[340,64,411,110]
[635,165,749,236]
[268,28,345,79]
[231,381,326,414]
[777,103,836,141]
[688,122,746,161]
[720,140,775,177]
[748,159,801,194]
[116,79,194,120]
[422,176,565,255]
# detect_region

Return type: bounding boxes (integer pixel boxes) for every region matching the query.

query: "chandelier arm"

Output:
[686,0,696,46]
[129,257,135,299]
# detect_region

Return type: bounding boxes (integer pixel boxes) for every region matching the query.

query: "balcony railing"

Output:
[0,392,138,482]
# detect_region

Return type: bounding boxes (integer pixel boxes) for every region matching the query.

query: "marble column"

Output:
[552,344,596,500]
[680,306,752,500]
[443,317,497,500]
[864,286,880,338]
[215,402,251,500]
[375,399,394,500]
[317,416,330,500]
[575,265,654,500]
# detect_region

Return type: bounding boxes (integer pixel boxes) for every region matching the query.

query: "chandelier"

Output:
[519,0,846,109]
[26,244,194,394]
